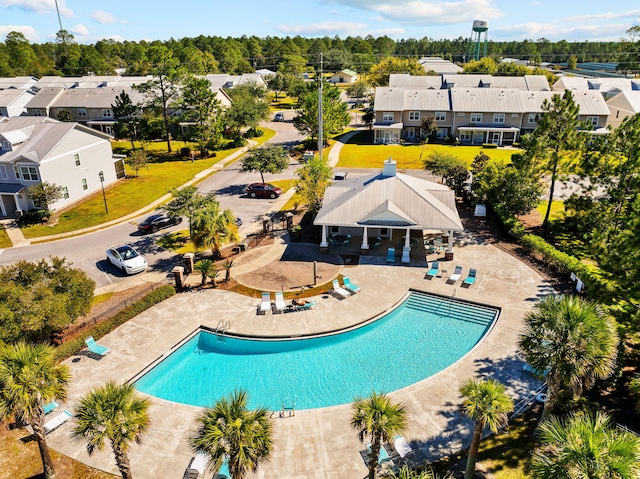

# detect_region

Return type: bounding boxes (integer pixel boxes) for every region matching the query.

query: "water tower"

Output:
[469,19,489,61]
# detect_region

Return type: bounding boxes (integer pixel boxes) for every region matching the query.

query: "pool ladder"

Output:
[214,320,230,341]
[447,288,457,316]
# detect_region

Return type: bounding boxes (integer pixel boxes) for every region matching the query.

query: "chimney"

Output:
[382,157,397,177]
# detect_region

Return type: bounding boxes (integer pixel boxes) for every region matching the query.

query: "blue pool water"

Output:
[134,292,498,410]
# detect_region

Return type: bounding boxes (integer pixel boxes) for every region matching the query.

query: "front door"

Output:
[0,194,17,216]
[492,132,501,144]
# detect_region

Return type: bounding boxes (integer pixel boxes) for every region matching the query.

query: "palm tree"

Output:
[0,341,70,479]
[194,259,215,286]
[192,202,239,258]
[531,411,640,479]
[351,391,408,479]
[459,378,513,479]
[72,381,151,479]
[190,390,273,479]
[222,259,234,283]
[518,295,619,418]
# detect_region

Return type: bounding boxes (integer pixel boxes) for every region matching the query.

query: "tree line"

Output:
[2,29,639,78]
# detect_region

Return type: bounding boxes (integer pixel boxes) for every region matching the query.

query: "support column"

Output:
[445,230,454,260]
[401,228,411,263]
[320,225,328,252]
[361,226,369,253]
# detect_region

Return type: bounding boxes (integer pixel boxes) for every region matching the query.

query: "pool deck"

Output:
[47,233,549,479]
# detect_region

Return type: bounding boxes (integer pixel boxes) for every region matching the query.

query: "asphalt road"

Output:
[0,116,307,289]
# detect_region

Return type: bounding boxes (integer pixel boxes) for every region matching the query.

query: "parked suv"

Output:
[245,183,282,199]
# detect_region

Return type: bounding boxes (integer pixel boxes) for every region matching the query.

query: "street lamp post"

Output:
[98,171,108,214]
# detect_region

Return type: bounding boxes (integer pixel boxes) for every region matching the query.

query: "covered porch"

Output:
[373,122,403,144]
[457,126,519,146]
[0,183,27,217]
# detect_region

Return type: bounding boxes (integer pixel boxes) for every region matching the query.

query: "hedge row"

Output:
[520,234,616,301]
[493,204,525,238]
[54,284,176,361]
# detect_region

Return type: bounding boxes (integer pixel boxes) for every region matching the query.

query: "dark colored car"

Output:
[245,183,282,199]
[138,213,182,234]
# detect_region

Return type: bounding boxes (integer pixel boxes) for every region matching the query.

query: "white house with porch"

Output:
[314,159,463,262]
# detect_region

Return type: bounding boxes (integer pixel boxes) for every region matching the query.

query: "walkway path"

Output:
[327,130,359,167]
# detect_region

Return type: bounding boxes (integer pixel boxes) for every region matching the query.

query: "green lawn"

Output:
[0,225,11,248]
[22,130,274,239]
[536,200,564,223]
[338,132,520,169]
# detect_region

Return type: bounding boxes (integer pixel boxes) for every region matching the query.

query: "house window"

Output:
[74,153,80,166]
[493,113,505,124]
[0,108,6,116]
[13,165,19,178]
[528,113,539,124]
[586,116,599,127]
[330,226,340,234]
[77,108,87,117]
[435,112,446,121]
[102,109,113,118]
[470,113,482,123]
[409,111,420,121]
[81,178,88,190]
[19,166,39,181]
[33,109,43,117]
[61,186,69,199]
[0,165,7,180]
[379,228,389,237]
[383,112,394,122]
[2,140,10,151]
[460,132,471,141]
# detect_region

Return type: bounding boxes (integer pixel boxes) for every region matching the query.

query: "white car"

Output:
[106,245,148,275]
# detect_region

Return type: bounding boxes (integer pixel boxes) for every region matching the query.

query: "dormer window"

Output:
[102,109,113,118]
[2,140,10,151]
[78,108,87,117]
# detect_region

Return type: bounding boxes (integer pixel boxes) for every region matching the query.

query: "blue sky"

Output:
[1,0,638,44]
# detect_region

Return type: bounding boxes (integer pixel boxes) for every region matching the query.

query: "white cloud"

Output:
[0,24,39,41]
[493,22,628,41]
[278,21,368,36]
[375,27,406,36]
[90,10,126,25]
[564,9,640,23]
[322,0,504,25]
[70,23,88,37]
[0,0,72,16]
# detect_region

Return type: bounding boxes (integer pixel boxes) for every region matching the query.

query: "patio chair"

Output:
[447,265,463,283]
[332,279,351,299]
[342,234,352,246]
[259,292,271,314]
[386,248,395,263]
[366,443,391,464]
[463,268,477,287]
[425,261,439,279]
[342,276,360,294]
[274,291,287,313]
[184,451,208,479]
[393,435,414,459]
[216,456,230,479]
[371,236,382,249]
[43,400,59,415]
[84,336,110,356]
[44,410,72,434]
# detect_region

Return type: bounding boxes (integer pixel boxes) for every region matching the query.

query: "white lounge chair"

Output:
[332,279,350,299]
[447,265,463,283]
[274,291,287,313]
[259,292,271,314]
[184,451,208,479]
[394,435,413,458]
[44,410,72,434]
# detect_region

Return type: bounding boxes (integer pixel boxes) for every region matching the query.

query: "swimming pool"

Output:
[134,291,498,410]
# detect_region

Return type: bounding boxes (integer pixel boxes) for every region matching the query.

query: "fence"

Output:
[58,279,171,342]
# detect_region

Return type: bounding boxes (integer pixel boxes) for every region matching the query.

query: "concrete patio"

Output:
[45,231,550,479]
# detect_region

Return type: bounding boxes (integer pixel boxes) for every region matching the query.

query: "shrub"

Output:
[54,284,176,361]
[180,147,191,157]
[492,204,525,238]
[17,208,48,226]
[482,143,499,149]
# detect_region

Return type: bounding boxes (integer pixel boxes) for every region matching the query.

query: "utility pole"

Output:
[54,0,63,33]
[318,52,323,162]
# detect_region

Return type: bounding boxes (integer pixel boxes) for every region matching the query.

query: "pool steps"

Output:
[404,292,496,327]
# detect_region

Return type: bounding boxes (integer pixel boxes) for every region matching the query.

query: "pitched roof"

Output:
[389,74,442,89]
[403,89,451,111]
[315,168,462,231]
[607,90,640,113]
[49,86,146,109]
[571,90,610,115]
[0,117,109,164]
[450,87,527,112]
